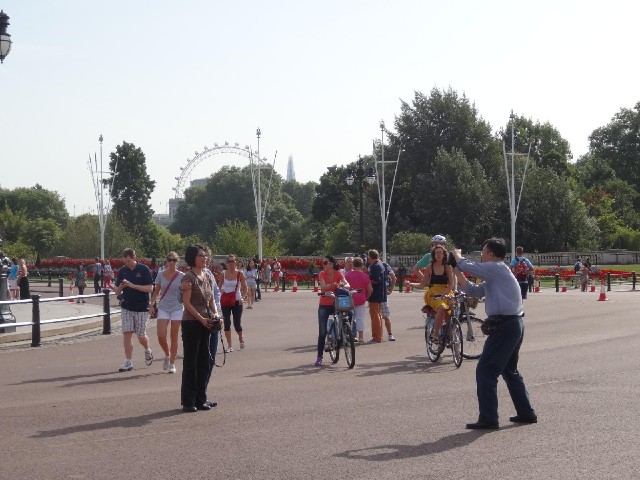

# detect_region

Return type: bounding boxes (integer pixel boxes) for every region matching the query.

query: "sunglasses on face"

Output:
[227,259,236,263]
[167,258,178,262]
[323,261,330,265]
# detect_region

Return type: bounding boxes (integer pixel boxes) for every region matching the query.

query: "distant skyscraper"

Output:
[286,154,296,181]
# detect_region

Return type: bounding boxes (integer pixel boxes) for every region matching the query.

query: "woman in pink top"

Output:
[344,257,373,344]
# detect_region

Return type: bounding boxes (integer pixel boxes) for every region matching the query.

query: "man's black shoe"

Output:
[182,406,197,413]
[465,421,499,430]
[196,403,211,411]
[204,401,218,408]
[509,415,537,424]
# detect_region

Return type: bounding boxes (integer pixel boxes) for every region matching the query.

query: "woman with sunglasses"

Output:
[218,254,248,352]
[315,255,350,366]
[150,252,185,374]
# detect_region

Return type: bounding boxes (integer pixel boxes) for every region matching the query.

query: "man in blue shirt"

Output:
[114,248,154,372]
[453,238,537,429]
[367,249,386,343]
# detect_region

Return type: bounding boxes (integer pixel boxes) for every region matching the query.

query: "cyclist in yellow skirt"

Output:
[405,244,455,342]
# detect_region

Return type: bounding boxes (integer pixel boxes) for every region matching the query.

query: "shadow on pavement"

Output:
[31,409,183,438]
[246,355,460,378]
[335,430,501,461]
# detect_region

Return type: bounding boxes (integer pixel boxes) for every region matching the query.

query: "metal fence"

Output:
[0,289,120,347]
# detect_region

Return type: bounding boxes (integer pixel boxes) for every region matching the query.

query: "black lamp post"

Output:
[346,156,376,255]
[0,11,11,64]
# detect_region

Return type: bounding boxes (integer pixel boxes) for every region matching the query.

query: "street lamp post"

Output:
[256,128,263,260]
[375,120,401,264]
[502,110,534,258]
[0,11,11,64]
[346,156,375,255]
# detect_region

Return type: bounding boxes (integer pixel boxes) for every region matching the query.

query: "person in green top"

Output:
[412,234,447,279]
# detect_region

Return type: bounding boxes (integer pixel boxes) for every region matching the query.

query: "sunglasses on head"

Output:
[323,260,330,265]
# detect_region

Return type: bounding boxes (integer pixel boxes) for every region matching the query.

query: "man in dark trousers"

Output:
[452,238,537,429]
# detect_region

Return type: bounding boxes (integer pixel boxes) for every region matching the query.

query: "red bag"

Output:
[220,276,239,307]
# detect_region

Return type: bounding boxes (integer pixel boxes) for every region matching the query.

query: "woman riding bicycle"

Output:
[315,255,350,367]
[405,244,455,343]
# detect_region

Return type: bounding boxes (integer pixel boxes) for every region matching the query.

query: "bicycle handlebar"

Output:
[317,288,362,297]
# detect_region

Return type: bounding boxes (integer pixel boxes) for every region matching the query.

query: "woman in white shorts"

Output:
[150,252,185,373]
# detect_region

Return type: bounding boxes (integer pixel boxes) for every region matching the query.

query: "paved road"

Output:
[1,288,639,479]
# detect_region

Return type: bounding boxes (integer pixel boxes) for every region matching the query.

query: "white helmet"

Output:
[431,234,446,244]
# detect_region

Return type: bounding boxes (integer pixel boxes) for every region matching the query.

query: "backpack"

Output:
[513,259,528,282]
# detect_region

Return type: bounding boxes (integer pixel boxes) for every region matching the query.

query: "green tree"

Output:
[388,232,431,255]
[501,116,572,176]
[106,142,156,236]
[55,214,142,258]
[281,180,317,218]
[323,221,353,255]
[388,87,502,234]
[517,167,598,251]
[412,148,497,250]
[0,185,69,229]
[0,204,29,243]
[23,218,62,257]
[588,101,640,192]
[212,220,282,257]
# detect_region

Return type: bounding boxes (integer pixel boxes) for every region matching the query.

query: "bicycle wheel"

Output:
[461,313,487,359]
[425,316,440,362]
[342,321,356,369]
[328,319,339,364]
[449,317,463,368]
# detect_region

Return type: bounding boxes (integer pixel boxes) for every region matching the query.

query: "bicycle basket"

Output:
[466,296,479,309]
[334,293,354,312]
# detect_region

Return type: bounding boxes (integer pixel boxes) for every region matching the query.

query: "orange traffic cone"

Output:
[597,279,607,301]
[274,281,279,292]
[313,278,319,293]
[405,282,411,293]
[590,280,596,292]
[68,282,75,302]
[292,277,298,293]
[561,279,567,293]
[534,275,540,293]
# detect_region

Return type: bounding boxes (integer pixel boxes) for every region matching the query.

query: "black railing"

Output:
[0,289,120,347]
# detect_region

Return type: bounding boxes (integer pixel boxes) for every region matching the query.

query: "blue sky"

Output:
[1,0,639,216]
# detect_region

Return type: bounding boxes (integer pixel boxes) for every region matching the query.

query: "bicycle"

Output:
[423,291,464,368]
[318,289,357,369]
[458,294,487,359]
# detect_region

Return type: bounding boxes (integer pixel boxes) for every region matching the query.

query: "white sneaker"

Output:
[167,364,176,374]
[145,349,153,366]
[163,356,170,370]
[119,360,133,372]
[388,334,396,341]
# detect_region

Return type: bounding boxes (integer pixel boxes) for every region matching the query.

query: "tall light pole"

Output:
[503,110,533,258]
[256,128,263,261]
[375,120,401,263]
[89,134,114,261]
[346,156,376,256]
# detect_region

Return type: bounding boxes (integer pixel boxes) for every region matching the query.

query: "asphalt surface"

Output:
[1,287,639,479]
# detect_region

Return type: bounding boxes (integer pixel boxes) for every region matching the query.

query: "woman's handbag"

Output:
[220,275,240,307]
[77,279,87,288]
[151,272,179,318]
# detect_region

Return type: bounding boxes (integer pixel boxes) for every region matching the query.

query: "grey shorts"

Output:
[382,302,390,318]
[121,308,149,336]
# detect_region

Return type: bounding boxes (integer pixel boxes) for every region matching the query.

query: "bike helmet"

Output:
[431,234,446,244]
